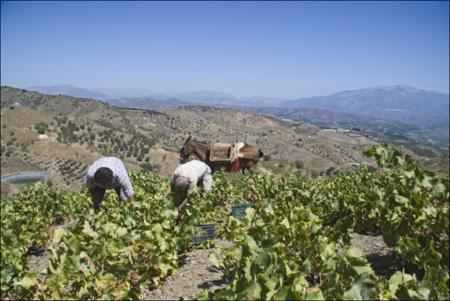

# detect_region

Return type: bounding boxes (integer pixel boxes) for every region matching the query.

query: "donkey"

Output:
[179,135,263,174]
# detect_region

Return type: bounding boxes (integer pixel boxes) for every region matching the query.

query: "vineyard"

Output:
[1,145,448,300]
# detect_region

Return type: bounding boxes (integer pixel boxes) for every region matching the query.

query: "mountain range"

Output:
[28,85,111,101]
[25,84,449,145]
[281,85,449,130]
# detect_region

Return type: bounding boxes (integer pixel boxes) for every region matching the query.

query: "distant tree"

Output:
[295,160,304,169]
[263,154,271,161]
[326,167,336,176]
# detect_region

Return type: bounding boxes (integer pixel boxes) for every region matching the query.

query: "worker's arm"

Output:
[117,172,135,201]
[202,172,213,192]
[177,178,199,210]
[177,197,190,210]
[177,178,196,208]
[187,177,197,194]
[175,196,190,225]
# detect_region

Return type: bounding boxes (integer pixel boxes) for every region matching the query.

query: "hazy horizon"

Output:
[1,1,449,98]
[11,82,448,101]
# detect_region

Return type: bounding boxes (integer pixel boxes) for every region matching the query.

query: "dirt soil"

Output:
[351,232,421,278]
[141,240,232,300]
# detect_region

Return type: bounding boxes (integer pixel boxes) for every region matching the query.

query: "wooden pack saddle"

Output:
[209,143,234,162]
[209,142,260,162]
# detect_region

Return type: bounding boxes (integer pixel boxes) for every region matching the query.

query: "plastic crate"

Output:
[231,203,256,219]
[192,224,216,244]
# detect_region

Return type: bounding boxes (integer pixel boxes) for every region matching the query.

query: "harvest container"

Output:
[192,224,216,244]
[231,203,256,219]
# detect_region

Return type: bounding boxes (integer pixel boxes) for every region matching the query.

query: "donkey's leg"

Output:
[241,161,250,175]
[246,160,257,174]
[241,166,246,175]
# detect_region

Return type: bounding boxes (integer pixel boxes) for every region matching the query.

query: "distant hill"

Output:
[240,105,420,131]
[108,97,188,110]
[238,96,289,107]
[109,85,450,141]
[27,85,111,101]
[282,85,449,130]
[161,90,238,105]
[239,106,448,148]
[25,85,449,130]
[24,86,241,106]
[18,84,450,146]
[92,87,155,99]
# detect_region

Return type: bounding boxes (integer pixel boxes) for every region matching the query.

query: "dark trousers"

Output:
[92,186,124,212]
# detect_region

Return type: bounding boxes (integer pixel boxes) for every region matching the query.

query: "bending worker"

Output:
[84,156,135,213]
[168,159,213,210]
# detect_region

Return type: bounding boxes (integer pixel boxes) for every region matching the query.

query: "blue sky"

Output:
[1,1,448,98]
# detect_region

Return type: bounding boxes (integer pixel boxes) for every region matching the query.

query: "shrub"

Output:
[295,160,304,169]
[294,142,303,148]
[326,167,336,175]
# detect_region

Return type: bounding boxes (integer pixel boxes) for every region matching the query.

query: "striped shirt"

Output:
[84,157,134,198]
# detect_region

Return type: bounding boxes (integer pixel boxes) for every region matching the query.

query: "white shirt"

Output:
[172,160,212,192]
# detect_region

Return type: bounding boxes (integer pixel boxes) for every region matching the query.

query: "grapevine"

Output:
[1,145,448,300]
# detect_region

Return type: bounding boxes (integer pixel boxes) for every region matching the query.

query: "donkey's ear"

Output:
[258,149,264,158]
[184,135,192,144]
